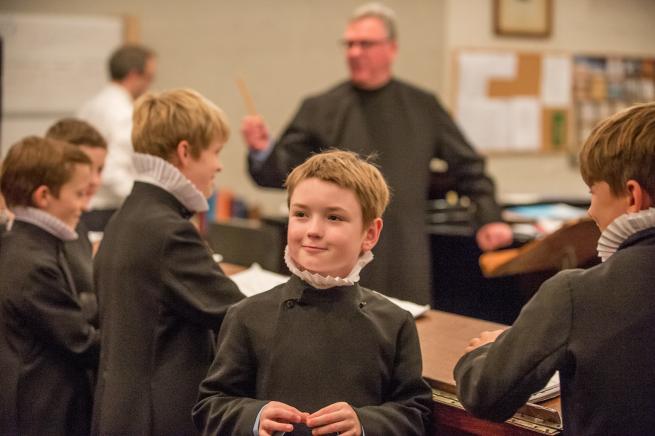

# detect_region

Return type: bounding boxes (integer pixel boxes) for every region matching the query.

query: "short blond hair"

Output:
[285,150,390,226]
[132,88,230,160]
[1,136,91,208]
[580,102,655,197]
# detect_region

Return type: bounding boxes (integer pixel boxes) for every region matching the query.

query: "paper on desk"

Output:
[529,372,560,403]
[377,294,431,319]
[230,263,288,297]
[230,263,430,318]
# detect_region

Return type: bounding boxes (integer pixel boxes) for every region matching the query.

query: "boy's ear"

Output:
[174,140,192,168]
[31,185,51,209]
[626,179,653,212]
[361,217,383,252]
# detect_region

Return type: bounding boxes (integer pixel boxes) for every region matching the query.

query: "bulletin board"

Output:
[452,48,572,154]
[0,13,138,155]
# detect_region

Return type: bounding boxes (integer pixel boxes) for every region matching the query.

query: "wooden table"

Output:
[416,310,562,435]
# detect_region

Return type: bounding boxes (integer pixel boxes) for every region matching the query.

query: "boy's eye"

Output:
[292,210,307,218]
[327,214,343,221]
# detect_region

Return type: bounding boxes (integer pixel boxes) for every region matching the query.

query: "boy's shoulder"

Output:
[230,280,292,313]
[227,279,414,327]
[359,286,416,321]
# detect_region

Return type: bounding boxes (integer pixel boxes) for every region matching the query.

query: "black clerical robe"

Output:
[92,182,245,436]
[455,227,655,435]
[249,79,501,304]
[192,275,433,435]
[0,221,99,436]
[64,220,98,324]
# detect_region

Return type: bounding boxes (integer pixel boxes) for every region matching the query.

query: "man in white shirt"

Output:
[78,44,157,230]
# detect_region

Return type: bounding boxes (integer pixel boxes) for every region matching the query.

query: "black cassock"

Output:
[193,275,433,435]
[249,79,501,304]
[92,182,244,436]
[0,221,99,436]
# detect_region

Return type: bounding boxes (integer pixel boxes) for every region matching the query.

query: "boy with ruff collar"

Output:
[91,89,245,435]
[454,102,655,435]
[0,137,99,436]
[193,150,432,436]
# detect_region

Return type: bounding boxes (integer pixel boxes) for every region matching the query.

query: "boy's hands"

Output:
[259,401,306,436]
[306,402,362,436]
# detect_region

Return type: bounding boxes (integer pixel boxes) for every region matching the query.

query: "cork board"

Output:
[454,49,572,154]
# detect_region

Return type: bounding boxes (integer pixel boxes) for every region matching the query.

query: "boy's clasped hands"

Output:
[260,400,362,436]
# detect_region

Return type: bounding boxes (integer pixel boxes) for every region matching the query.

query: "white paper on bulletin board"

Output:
[0,13,122,153]
[454,49,572,153]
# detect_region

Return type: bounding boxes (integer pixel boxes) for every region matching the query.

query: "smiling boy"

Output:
[0,136,99,436]
[91,88,244,435]
[193,150,432,436]
[454,102,655,435]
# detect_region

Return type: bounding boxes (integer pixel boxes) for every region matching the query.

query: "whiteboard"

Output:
[0,13,122,154]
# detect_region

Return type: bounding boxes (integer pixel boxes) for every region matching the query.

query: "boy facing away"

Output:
[193,150,432,436]
[0,137,99,436]
[454,102,655,435]
[91,89,244,435]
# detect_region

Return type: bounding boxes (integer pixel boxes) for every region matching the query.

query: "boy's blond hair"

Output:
[580,102,655,198]
[285,150,390,226]
[0,136,91,208]
[132,88,230,161]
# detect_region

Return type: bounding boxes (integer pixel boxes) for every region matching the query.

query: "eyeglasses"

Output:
[339,39,389,50]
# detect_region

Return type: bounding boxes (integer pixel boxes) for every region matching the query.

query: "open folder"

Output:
[480,218,601,277]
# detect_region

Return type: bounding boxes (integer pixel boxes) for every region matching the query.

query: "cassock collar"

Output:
[281,275,369,309]
[12,206,78,241]
[133,153,209,213]
[597,208,655,261]
[284,245,373,289]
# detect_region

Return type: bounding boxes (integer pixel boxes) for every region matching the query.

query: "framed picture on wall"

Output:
[494,0,553,38]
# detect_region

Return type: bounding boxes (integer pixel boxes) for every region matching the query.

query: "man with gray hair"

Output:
[242,2,512,306]
[78,44,157,230]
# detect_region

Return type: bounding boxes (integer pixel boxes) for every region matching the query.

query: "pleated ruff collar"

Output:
[284,245,373,289]
[597,207,655,262]
[11,206,77,241]
[133,153,209,213]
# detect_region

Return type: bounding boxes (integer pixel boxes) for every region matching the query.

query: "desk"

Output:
[416,310,562,435]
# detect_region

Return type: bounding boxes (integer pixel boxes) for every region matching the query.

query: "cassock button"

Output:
[285,300,296,309]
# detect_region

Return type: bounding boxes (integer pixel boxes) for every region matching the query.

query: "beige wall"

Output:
[444,0,655,201]
[2,0,655,212]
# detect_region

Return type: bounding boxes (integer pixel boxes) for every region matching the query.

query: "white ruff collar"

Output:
[133,153,209,213]
[597,208,655,262]
[284,245,373,289]
[12,206,78,241]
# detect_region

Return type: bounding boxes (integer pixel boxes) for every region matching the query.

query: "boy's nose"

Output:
[306,218,324,237]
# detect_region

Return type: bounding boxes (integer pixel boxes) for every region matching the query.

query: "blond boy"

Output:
[0,137,98,436]
[91,89,244,435]
[193,150,432,436]
[455,102,655,435]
